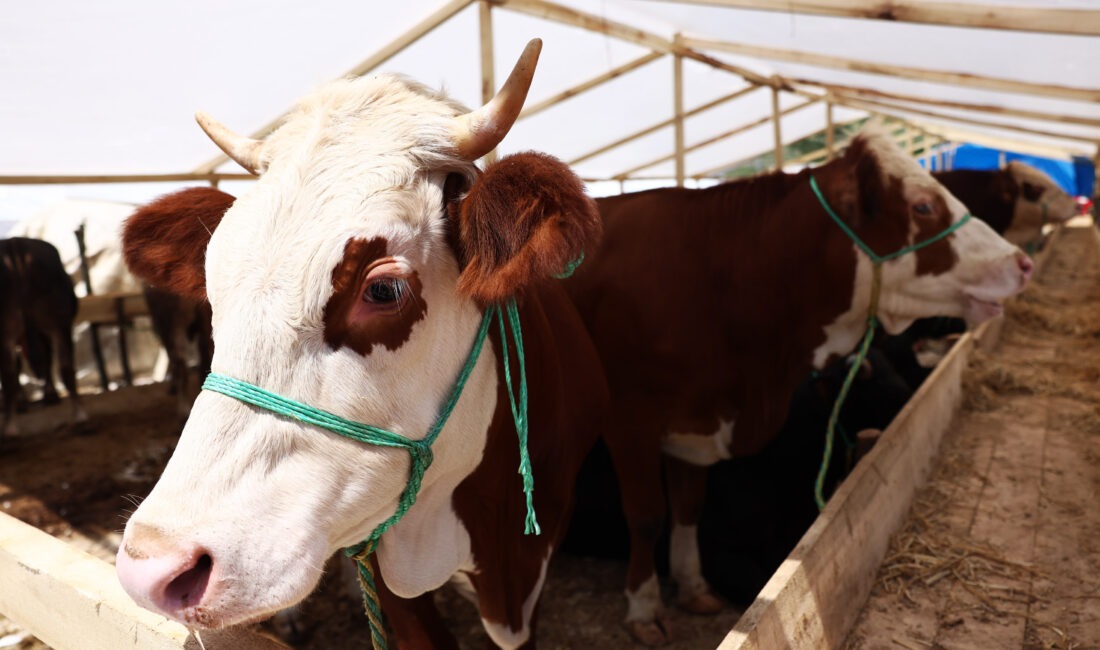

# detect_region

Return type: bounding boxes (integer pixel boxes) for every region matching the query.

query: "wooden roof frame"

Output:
[1,0,1096,186]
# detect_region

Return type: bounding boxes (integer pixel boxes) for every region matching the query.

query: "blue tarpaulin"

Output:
[923,143,1095,198]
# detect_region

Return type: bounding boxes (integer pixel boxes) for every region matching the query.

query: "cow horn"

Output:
[195,111,266,175]
[452,39,542,161]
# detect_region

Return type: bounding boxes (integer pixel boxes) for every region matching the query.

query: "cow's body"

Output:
[115,42,607,649]
[142,284,213,424]
[0,237,86,436]
[935,161,1078,249]
[563,128,1032,643]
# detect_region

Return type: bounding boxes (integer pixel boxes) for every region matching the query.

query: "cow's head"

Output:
[814,125,1031,341]
[115,40,600,629]
[1003,160,1078,246]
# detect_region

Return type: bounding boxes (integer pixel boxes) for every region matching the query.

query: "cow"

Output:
[0,237,88,438]
[934,161,1078,251]
[142,283,214,424]
[114,40,611,650]
[562,125,1033,644]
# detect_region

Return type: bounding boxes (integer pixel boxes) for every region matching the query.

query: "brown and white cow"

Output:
[935,161,1078,250]
[114,41,609,649]
[562,126,1033,644]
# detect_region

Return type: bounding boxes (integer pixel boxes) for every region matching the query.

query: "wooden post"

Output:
[825,93,835,161]
[673,34,686,187]
[74,224,109,392]
[479,0,497,165]
[771,84,784,170]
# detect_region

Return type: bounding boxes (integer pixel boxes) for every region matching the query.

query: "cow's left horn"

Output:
[195,111,266,175]
[452,39,542,161]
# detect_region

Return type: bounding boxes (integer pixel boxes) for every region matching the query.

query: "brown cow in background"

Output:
[0,237,87,437]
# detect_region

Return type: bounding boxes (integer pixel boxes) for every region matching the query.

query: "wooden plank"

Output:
[673,35,686,187]
[0,173,254,185]
[651,0,1100,37]
[0,512,288,650]
[908,120,1092,159]
[479,0,498,165]
[718,317,985,649]
[770,87,784,169]
[680,36,1100,104]
[76,292,149,325]
[519,51,664,120]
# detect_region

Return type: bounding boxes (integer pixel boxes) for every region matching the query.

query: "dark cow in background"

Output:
[142,284,213,423]
[0,237,87,437]
[935,161,1077,251]
[563,125,1032,644]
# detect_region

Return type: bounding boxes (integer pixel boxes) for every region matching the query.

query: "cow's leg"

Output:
[168,326,192,423]
[603,414,671,645]
[25,329,59,404]
[664,456,723,614]
[51,327,88,430]
[372,558,459,650]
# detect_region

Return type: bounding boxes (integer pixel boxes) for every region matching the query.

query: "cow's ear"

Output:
[122,187,235,301]
[996,170,1019,204]
[452,152,600,305]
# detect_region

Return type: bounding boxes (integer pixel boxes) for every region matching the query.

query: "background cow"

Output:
[142,283,214,424]
[563,125,1032,644]
[935,161,1078,251]
[0,237,87,437]
[115,40,611,650]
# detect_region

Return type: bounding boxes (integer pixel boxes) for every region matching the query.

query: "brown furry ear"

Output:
[122,187,235,301]
[454,152,600,305]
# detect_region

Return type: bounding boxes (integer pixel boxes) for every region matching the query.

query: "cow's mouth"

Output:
[964,294,1004,325]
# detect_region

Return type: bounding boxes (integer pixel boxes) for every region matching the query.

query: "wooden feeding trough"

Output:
[717,225,1068,649]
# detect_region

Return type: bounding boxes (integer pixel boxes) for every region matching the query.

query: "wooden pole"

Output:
[194,0,475,174]
[650,0,1100,37]
[74,224,109,392]
[567,85,762,167]
[673,34,686,187]
[479,0,497,164]
[0,173,255,185]
[825,93,835,161]
[771,84,784,170]
[519,51,663,120]
[680,36,1100,104]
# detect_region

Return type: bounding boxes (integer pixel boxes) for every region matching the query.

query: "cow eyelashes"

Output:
[363,277,409,305]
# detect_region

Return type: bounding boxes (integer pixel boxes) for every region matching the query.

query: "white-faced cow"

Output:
[935,161,1078,251]
[0,237,87,437]
[115,40,609,650]
[562,126,1033,644]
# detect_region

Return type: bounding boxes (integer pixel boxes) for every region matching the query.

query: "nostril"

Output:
[1018,254,1035,277]
[164,553,213,609]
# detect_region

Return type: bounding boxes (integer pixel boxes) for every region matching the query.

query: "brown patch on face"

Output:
[911,188,959,277]
[322,237,428,355]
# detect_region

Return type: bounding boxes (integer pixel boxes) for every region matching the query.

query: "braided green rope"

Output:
[809,175,973,511]
[202,297,540,650]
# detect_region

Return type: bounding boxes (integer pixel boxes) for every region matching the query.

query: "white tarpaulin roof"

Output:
[1,0,1097,222]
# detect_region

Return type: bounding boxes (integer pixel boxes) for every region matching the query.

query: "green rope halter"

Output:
[808,175,973,510]
[202,298,538,650]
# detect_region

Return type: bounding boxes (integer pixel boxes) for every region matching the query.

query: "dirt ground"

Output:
[846,224,1100,650]
[0,388,740,648]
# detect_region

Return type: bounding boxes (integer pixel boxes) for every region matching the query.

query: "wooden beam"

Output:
[0,173,256,185]
[614,96,820,179]
[833,93,1100,144]
[909,120,1092,159]
[567,84,762,167]
[824,94,835,161]
[492,0,780,88]
[673,35,686,186]
[193,0,474,174]
[680,36,1100,104]
[790,78,1100,130]
[0,513,288,650]
[479,0,498,164]
[770,86,784,170]
[519,51,664,119]
[76,292,149,325]
[650,0,1100,37]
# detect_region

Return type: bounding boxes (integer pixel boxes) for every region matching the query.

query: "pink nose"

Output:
[115,527,214,620]
[1017,252,1034,283]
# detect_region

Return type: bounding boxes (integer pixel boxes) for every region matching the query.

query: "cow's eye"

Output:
[364,278,406,304]
[913,202,934,216]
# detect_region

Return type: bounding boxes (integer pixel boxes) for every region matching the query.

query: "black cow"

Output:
[0,237,87,437]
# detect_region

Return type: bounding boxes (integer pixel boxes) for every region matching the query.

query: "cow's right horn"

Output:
[195,111,266,175]
[452,39,542,161]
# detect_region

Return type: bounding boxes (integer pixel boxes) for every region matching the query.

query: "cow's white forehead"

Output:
[852,125,965,212]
